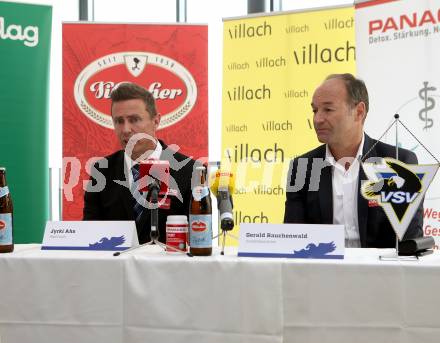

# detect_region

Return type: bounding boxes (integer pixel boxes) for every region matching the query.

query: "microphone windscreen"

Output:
[209,170,235,196]
[139,160,170,194]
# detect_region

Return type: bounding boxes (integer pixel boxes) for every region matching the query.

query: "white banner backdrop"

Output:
[356,0,440,248]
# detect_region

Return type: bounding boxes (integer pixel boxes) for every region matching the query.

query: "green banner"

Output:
[0,2,52,243]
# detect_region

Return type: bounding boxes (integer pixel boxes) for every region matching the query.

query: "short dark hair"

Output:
[326,73,369,114]
[110,82,158,118]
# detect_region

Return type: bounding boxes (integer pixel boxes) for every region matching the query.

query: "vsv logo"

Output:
[362,159,425,222]
[380,191,418,204]
[361,158,438,240]
[0,17,39,47]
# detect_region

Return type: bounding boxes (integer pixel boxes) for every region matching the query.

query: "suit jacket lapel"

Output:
[113,152,134,219]
[358,134,376,247]
[357,166,368,247]
[319,158,333,224]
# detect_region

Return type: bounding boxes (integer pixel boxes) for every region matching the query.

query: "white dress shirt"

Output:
[325,135,365,248]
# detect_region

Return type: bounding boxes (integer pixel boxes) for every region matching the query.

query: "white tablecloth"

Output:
[0,245,439,343]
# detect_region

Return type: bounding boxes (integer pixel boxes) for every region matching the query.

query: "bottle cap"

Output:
[0,167,5,171]
[166,215,188,225]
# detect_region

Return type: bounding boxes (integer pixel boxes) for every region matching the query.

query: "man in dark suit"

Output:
[83,82,196,244]
[284,73,423,248]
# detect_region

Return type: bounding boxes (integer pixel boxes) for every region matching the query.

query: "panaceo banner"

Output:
[222,6,356,244]
[356,0,440,248]
[0,2,52,243]
[63,23,208,220]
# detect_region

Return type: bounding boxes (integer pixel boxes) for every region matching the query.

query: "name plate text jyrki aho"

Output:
[42,221,138,251]
[238,223,344,259]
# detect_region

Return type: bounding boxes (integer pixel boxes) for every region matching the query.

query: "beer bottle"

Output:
[189,165,212,256]
[0,168,14,253]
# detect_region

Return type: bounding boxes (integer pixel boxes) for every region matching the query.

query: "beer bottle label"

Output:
[192,186,209,201]
[0,213,12,245]
[189,215,212,248]
[0,186,9,198]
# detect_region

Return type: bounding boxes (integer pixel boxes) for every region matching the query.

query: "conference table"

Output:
[0,245,439,343]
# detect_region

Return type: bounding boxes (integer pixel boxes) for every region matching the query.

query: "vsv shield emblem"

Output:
[361,158,438,240]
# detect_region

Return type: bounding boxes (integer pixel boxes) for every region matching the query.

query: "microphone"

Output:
[138,160,170,241]
[114,159,191,257]
[209,170,235,231]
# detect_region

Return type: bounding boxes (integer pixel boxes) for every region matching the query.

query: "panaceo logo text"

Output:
[369,8,440,34]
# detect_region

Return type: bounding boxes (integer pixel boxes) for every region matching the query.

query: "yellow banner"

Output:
[222,6,356,244]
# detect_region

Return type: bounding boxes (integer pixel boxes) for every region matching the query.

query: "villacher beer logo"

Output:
[379,81,439,198]
[0,220,5,230]
[0,16,39,47]
[74,52,197,130]
[191,221,207,232]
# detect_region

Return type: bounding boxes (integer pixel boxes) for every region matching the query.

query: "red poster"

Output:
[62,23,208,219]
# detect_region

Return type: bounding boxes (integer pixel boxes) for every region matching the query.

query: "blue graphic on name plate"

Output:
[238,241,343,259]
[88,236,126,250]
[292,242,340,259]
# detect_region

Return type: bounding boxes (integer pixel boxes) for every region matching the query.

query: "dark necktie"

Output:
[131,165,143,223]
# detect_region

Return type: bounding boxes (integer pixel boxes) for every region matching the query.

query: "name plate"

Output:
[238,223,344,259]
[42,221,139,251]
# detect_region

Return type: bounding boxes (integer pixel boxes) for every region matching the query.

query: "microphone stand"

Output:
[378,115,416,261]
[363,114,439,261]
[114,180,192,257]
[214,218,239,256]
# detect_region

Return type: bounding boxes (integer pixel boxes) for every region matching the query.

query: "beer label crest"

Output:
[0,186,9,198]
[189,215,212,248]
[0,213,12,245]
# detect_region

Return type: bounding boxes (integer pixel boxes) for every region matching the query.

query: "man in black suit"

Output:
[284,73,423,248]
[83,82,196,244]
